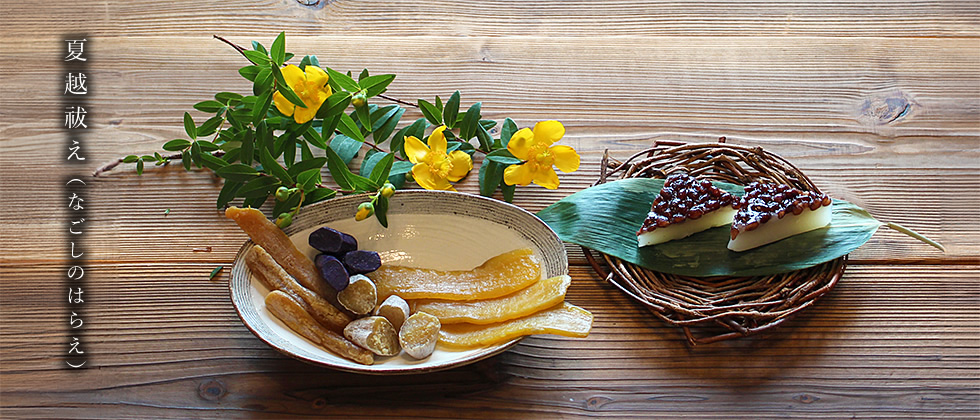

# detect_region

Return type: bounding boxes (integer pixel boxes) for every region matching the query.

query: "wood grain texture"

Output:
[1,264,978,418]
[1,0,978,418]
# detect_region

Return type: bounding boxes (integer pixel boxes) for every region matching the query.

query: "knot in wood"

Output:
[198,379,226,401]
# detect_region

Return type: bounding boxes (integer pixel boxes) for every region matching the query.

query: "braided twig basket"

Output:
[583,139,845,345]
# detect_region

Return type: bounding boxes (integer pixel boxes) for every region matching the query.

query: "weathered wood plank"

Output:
[1,264,977,417]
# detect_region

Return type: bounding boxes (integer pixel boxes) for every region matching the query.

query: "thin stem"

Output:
[378,93,417,108]
[213,35,247,58]
[886,222,946,252]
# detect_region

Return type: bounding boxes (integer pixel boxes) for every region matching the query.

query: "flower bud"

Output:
[355,202,375,221]
[275,212,293,228]
[352,91,367,108]
[275,186,290,202]
[380,182,396,198]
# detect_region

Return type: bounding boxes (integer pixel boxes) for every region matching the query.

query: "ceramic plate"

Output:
[229,190,568,374]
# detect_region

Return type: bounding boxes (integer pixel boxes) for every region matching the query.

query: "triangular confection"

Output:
[637,172,738,247]
[727,182,833,252]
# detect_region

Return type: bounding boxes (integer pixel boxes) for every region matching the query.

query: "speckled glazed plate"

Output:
[230,190,568,374]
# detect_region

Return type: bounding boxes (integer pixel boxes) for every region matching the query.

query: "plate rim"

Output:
[228,189,567,375]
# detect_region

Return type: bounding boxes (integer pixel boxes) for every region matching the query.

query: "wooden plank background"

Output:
[1,0,978,418]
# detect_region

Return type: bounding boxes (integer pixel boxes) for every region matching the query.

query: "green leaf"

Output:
[337,113,365,143]
[478,160,503,197]
[243,50,270,66]
[238,66,262,82]
[329,135,363,164]
[359,150,385,178]
[215,163,260,182]
[485,149,521,165]
[355,104,372,132]
[241,129,255,165]
[369,153,394,185]
[501,182,516,203]
[391,118,427,159]
[209,266,223,280]
[476,123,494,151]
[190,139,203,168]
[298,55,311,70]
[216,92,244,104]
[297,168,321,192]
[217,180,242,209]
[443,91,460,129]
[200,152,228,171]
[374,195,389,228]
[252,41,267,54]
[253,69,273,96]
[162,139,191,152]
[326,67,360,92]
[418,99,442,125]
[458,102,482,141]
[287,156,327,178]
[305,186,337,204]
[194,100,225,113]
[320,115,341,143]
[243,194,268,209]
[358,68,369,81]
[122,155,139,163]
[183,112,197,140]
[359,74,395,97]
[181,152,192,170]
[271,65,307,109]
[238,176,280,199]
[136,158,144,175]
[259,145,293,185]
[272,191,302,219]
[319,91,352,119]
[252,90,273,125]
[372,106,404,144]
[500,118,518,148]
[198,116,224,137]
[194,140,220,152]
[325,147,355,191]
[390,160,414,177]
[303,126,327,150]
[536,178,884,277]
[270,32,286,66]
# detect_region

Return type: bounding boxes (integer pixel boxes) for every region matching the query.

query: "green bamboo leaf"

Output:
[337,113,365,143]
[478,159,503,197]
[259,145,293,185]
[418,99,442,125]
[326,67,360,92]
[443,91,460,129]
[215,163,260,182]
[536,178,886,277]
[271,65,307,109]
[162,139,191,152]
[359,74,395,97]
[459,102,482,142]
[194,100,225,113]
[270,32,286,66]
[217,180,243,209]
[183,112,197,140]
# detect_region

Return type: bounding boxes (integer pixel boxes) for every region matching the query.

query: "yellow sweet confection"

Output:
[438,302,593,349]
[412,274,571,325]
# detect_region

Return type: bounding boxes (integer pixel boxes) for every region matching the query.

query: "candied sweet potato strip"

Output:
[372,248,541,301]
[246,245,352,333]
[265,290,374,365]
[438,302,593,349]
[412,275,571,324]
[226,207,336,304]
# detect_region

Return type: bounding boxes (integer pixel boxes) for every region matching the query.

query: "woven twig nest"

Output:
[583,139,845,345]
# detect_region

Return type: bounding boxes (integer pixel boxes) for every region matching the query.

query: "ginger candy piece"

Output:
[344,316,400,357]
[337,274,377,315]
[372,248,541,301]
[399,312,441,359]
[438,302,593,349]
[265,290,374,365]
[375,295,410,331]
[225,207,336,304]
[245,245,352,333]
[413,275,571,325]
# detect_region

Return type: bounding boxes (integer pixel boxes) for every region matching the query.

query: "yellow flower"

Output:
[404,126,473,191]
[272,65,332,124]
[503,120,579,189]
